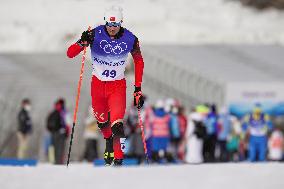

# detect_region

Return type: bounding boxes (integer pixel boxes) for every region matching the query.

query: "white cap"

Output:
[164,98,174,113]
[104,6,123,23]
[155,99,164,109]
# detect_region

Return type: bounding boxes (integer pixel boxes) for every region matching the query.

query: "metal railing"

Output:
[143,47,225,109]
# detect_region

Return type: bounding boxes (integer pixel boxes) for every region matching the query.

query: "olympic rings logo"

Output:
[99,40,128,55]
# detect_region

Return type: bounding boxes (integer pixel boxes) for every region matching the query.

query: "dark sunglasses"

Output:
[106,22,121,27]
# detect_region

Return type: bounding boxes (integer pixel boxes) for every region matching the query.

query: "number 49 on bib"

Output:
[102,69,116,78]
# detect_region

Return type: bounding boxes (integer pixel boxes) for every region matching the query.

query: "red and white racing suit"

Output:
[67,26,144,159]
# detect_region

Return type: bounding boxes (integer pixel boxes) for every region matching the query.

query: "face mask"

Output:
[164,105,171,113]
[24,105,31,112]
[172,107,178,114]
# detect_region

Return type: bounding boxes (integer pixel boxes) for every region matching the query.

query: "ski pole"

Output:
[137,108,149,164]
[66,26,90,167]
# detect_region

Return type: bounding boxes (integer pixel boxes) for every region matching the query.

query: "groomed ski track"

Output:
[0,163,284,189]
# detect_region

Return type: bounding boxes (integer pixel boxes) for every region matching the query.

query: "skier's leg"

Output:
[107,79,126,126]
[91,76,110,126]
[110,119,126,164]
[107,79,127,165]
[97,119,111,139]
[111,122,126,165]
[92,87,113,165]
[91,76,113,165]
[97,120,114,165]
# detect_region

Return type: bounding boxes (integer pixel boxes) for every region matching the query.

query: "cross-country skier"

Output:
[67,6,144,166]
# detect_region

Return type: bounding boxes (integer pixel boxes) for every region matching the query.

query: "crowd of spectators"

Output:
[124,98,284,164]
[13,96,284,165]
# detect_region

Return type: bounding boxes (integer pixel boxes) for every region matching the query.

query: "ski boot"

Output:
[104,137,114,166]
[113,159,123,166]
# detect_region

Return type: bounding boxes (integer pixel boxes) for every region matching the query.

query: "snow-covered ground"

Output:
[0,163,284,189]
[1,0,284,52]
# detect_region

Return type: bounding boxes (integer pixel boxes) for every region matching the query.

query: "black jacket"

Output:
[18,109,32,134]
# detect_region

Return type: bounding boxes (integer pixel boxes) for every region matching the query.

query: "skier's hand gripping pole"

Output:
[67,26,91,167]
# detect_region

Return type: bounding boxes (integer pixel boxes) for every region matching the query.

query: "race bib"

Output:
[90,25,135,81]
[120,138,126,153]
[92,55,127,81]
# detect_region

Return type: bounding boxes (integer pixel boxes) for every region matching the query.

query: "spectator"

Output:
[203,104,218,162]
[224,116,242,162]
[82,106,100,162]
[150,99,172,163]
[46,98,70,164]
[226,130,240,162]
[124,104,145,164]
[185,109,206,164]
[216,107,232,162]
[169,104,181,159]
[242,103,273,162]
[164,98,175,114]
[17,98,33,159]
[238,134,248,161]
[177,106,187,161]
[268,128,284,161]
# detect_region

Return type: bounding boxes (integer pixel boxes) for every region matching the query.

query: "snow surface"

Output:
[1,0,284,52]
[0,163,284,189]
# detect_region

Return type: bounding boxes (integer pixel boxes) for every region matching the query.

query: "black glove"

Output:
[78,30,94,47]
[133,86,144,109]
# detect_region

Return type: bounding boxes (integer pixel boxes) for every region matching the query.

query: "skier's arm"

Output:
[131,37,144,88]
[67,29,95,58]
[131,36,144,109]
[67,42,83,58]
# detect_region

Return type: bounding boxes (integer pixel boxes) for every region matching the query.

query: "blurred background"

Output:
[1,0,284,167]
